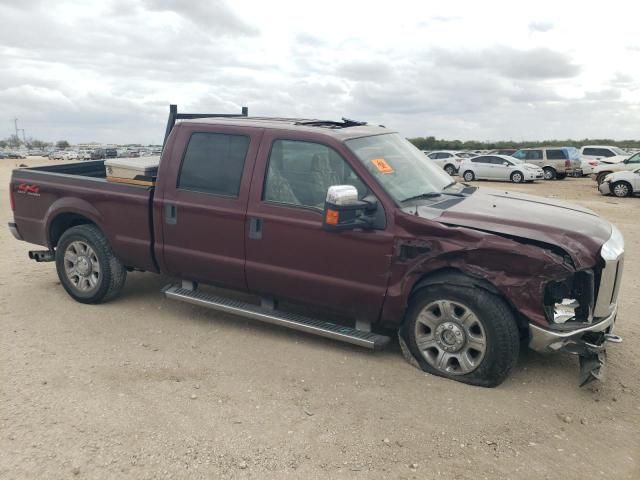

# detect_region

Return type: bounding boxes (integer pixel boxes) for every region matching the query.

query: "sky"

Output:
[1,0,639,144]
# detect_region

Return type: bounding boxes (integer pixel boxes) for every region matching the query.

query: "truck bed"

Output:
[10,160,158,272]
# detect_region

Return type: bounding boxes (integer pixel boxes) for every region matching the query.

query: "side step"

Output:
[163,285,391,350]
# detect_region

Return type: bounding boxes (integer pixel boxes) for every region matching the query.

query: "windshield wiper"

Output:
[400,192,442,203]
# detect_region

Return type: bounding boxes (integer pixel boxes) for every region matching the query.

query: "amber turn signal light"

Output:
[325,209,339,225]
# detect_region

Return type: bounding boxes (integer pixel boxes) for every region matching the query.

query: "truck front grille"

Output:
[593,256,624,318]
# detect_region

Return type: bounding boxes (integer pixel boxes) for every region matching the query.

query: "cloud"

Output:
[141,0,258,36]
[430,46,580,79]
[0,1,637,143]
[335,61,395,81]
[528,21,554,32]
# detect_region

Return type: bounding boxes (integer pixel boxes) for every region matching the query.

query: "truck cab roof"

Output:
[180,117,393,141]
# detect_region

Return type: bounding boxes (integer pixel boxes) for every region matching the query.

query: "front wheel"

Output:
[510,171,524,183]
[403,283,520,387]
[55,224,127,304]
[612,181,632,197]
[596,172,612,185]
[543,167,557,180]
[462,170,475,182]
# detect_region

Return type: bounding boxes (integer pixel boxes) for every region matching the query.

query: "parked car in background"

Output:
[489,149,517,156]
[598,168,640,197]
[104,148,118,158]
[592,152,640,184]
[5,152,27,159]
[77,149,93,161]
[48,151,66,160]
[0,152,6,159]
[512,147,582,180]
[460,155,544,183]
[424,150,464,175]
[581,146,628,164]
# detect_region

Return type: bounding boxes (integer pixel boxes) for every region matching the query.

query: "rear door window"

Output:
[546,149,567,160]
[471,156,490,163]
[526,150,543,160]
[178,132,250,197]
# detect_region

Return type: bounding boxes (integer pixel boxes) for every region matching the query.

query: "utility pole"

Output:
[13,118,19,138]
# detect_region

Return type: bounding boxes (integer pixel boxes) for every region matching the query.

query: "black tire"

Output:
[402,282,520,387]
[556,173,567,180]
[462,170,475,182]
[611,181,632,198]
[596,172,612,185]
[510,171,524,183]
[543,167,557,180]
[444,164,456,176]
[55,224,127,304]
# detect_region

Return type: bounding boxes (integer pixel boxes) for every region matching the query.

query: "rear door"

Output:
[244,130,395,323]
[471,156,491,178]
[158,123,263,289]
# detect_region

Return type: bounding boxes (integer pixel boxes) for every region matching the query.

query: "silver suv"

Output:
[512,147,582,180]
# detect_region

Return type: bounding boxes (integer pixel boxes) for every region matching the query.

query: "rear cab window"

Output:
[178,132,250,197]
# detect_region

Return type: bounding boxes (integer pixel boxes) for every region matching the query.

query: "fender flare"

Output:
[44,197,105,248]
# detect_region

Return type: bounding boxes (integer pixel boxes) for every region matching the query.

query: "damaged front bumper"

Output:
[529,306,622,386]
[529,306,619,354]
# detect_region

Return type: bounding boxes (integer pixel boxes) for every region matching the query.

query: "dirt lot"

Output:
[0,157,638,479]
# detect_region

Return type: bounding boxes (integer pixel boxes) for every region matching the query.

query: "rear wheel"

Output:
[510,171,524,183]
[612,181,632,198]
[403,283,520,387]
[463,170,475,182]
[444,164,456,176]
[543,167,557,180]
[55,224,127,304]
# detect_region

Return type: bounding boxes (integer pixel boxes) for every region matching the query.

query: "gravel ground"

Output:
[1,157,638,479]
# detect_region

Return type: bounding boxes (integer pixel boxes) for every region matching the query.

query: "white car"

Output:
[592,151,640,184]
[460,155,544,183]
[580,145,629,170]
[598,168,640,197]
[423,150,465,175]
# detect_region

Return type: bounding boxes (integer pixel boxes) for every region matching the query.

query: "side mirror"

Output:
[322,185,377,232]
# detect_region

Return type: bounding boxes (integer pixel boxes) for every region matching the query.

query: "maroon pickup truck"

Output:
[8,106,625,387]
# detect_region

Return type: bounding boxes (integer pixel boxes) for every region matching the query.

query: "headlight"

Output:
[601,225,624,260]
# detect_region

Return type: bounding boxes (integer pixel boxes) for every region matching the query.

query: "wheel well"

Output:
[408,268,529,331]
[49,213,96,247]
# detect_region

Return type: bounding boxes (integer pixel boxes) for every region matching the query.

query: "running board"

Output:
[163,285,390,350]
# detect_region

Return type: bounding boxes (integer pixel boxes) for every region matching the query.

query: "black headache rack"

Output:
[162,104,371,147]
[163,104,249,147]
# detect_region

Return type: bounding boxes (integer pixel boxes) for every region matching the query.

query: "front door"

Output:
[244,132,395,323]
[158,123,263,289]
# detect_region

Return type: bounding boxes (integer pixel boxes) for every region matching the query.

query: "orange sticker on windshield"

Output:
[371,158,394,174]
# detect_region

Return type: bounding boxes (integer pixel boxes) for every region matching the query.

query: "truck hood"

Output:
[411,188,612,269]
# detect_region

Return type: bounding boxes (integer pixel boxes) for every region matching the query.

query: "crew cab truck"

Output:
[8,106,624,387]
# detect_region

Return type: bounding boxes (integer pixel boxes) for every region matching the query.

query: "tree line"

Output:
[0,135,70,150]
[408,136,640,151]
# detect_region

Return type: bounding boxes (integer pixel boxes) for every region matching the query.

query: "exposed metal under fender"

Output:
[163,284,391,350]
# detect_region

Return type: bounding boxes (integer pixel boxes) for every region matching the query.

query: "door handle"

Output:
[165,203,177,225]
[248,217,263,240]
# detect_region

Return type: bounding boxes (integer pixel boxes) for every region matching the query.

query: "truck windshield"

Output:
[346,133,454,204]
